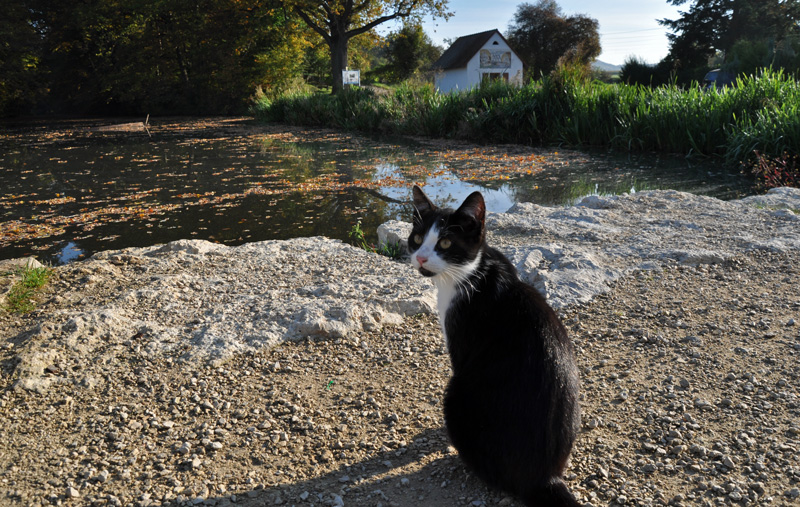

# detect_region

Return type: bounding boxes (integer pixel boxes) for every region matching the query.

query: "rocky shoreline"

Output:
[1,188,799,506]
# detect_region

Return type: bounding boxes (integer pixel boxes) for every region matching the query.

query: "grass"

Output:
[3,264,53,314]
[252,68,800,187]
[348,220,403,260]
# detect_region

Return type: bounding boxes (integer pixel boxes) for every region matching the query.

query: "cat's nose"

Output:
[416,254,428,265]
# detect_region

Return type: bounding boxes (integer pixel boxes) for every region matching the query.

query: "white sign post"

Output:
[342,70,360,87]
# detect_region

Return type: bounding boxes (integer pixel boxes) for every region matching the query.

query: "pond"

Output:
[0,117,757,264]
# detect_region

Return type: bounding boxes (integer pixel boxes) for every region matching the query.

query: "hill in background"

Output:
[592,60,622,72]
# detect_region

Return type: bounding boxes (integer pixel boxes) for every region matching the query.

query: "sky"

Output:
[415,0,684,66]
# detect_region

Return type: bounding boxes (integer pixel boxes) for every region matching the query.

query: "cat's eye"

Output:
[439,238,452,249]
[412,234,423,245]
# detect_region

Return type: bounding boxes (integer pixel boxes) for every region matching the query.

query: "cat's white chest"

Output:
[431,251,482,342]
[434,278,460,339]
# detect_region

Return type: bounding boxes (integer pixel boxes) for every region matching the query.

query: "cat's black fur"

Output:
[409,186,581,507]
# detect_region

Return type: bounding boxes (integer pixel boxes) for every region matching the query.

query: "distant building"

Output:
[432,29,524,93]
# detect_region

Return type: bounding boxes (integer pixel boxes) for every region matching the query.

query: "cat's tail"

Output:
[523,477,582,507]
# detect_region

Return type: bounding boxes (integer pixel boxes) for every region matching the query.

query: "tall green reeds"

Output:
[252,69,799,179]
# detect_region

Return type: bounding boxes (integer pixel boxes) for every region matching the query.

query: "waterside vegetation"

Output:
[254,68,800,188]
[2,264,53,314]
[349,220,403,260]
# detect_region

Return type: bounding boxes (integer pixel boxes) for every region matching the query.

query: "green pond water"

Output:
[0,118,757,264]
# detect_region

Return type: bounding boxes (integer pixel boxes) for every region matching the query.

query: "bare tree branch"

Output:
[294,8,331,44]
[346,11,408,38]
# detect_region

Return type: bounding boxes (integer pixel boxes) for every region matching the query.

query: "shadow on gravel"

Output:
[220,427,509,507]
[3,325,40,349]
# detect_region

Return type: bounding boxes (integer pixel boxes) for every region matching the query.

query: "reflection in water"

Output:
[57,242,84,264]
[568,181,638,206]
[375,163,516,212]
[0,119,757,264]
[417,174,517,213]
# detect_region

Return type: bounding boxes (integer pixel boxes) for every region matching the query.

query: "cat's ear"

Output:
[412,185,436,223]
[456,191,486,226]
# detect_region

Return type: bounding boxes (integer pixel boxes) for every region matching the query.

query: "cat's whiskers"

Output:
[437,252,483,304]
[458,268,486,304]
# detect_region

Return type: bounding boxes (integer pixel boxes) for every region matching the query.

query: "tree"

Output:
[0,0,46,115]
[505,0,600,78]
[289,0,451,93]
[382,23,442,82]
[301,41,333,87]
[4,0,312,115]
[660,0,800,74]
[619,56,673,87]
[348,29,385,79]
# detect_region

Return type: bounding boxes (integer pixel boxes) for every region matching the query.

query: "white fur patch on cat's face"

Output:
[410,223,483,343]
[410,224,482,286]
[410,225,449,276]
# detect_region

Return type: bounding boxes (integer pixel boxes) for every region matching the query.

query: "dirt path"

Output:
[2,248,799,506]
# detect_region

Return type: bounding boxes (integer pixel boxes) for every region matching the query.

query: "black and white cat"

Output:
[409,185,581,507]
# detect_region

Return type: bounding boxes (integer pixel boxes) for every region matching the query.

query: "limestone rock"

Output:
[11,236,436,391]
[6,188,799,391]
[377,220,411,256]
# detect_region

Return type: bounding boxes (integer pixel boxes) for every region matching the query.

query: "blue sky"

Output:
[415,0,684,66]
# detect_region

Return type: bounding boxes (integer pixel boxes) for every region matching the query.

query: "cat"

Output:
[408,185,582,507]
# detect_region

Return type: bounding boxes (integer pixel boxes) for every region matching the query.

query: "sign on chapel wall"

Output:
[480,50,511,68]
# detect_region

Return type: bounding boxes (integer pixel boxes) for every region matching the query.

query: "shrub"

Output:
[750,151,800,189]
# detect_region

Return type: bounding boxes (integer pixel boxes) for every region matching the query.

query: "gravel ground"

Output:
[1,249,800,507]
